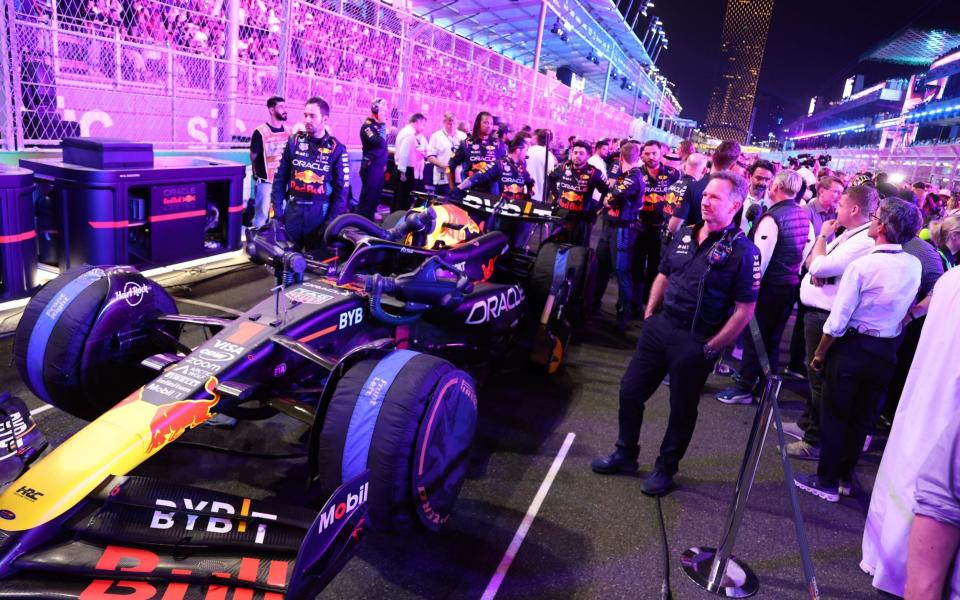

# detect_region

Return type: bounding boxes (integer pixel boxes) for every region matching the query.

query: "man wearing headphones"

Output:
[357,98,389,220]
[591,172,761,496]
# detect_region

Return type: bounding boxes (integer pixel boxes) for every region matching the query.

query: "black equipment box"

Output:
[0,166,39,300]
[22,152,245,271]
[62,137,155,170]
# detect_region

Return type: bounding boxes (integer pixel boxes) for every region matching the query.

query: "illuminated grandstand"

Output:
[0,0,682,150]
[770,22,960,190]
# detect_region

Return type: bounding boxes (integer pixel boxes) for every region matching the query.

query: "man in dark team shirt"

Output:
[271,97,349,252]
[593,141,646,329]
[664,152,709,239]
[448,111,506,195]
[633,139,680,313]
[455,132,534,248]
[591,171,761,496]
[249,96,288,227]
[669,140,742,230]
[356,97,388,220]
[547,139,609,246]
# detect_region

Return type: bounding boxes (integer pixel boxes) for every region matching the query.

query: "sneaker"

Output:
[782,367,808,380]
[839,479,852,497]
[641,469,675,496]
[794,474,839,503]
[786,440,820,461]
[862,435,873,453]
[716,386,753,405]
[591,448,640,475]
[780,421,805,440]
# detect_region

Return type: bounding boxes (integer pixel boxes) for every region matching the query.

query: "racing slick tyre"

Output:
[13,265,179,420]
[315,350,477,533]
[531,242,595,327]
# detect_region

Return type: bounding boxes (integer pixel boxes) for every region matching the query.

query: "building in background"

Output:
[702,0,775,143]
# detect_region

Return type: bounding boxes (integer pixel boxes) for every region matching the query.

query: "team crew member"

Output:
[271,96,349,252]
[426,111,463,198]
[591,172,760,496]
[797,198,923,502]
[592,141,646,329]
[249,96,288,227]
[448,111,505,195]
[356,98,388,220]
[546,139,609,246]
[634,139,680,311]
[455,132,534,248]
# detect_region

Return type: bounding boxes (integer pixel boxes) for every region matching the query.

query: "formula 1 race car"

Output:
[0,198,594,598]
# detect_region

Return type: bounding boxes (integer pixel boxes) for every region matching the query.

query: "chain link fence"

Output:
[0,0,643,150]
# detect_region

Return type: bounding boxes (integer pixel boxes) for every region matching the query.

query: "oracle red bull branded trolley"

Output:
[0,195,593,598]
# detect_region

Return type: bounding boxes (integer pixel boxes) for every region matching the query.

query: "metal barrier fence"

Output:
[0,0,644,150]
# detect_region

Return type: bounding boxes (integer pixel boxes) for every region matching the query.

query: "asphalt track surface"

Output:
[0,258,893,599]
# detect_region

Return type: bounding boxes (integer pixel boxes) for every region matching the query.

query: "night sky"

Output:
[645,0,960,125]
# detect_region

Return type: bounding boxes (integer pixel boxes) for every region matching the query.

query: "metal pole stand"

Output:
[679,376,780,598]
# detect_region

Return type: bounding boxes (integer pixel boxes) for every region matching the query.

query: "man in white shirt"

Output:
[717,169,814,404]
[394,113,427,211]
[587,138,611,204]
[796,197,923,502]
[587,138,610,174]
[425,112,463,197]
[525,129,556,203]
[784,184,877,460]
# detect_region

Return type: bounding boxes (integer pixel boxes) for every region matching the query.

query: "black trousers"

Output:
[393,167,424,212]
[631,226,663,307]
[798,309,829,446]
[881,316,924,421]
[787,298,807,371]
[736,282,797,389]
[817,331,899,484]
[594,223,636,314]
[616,313,715,475]
[357,161,386,220]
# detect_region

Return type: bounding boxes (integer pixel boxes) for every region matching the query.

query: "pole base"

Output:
[680,547,759,598]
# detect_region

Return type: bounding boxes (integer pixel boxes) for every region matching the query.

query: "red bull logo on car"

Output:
[145,377,220,453]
